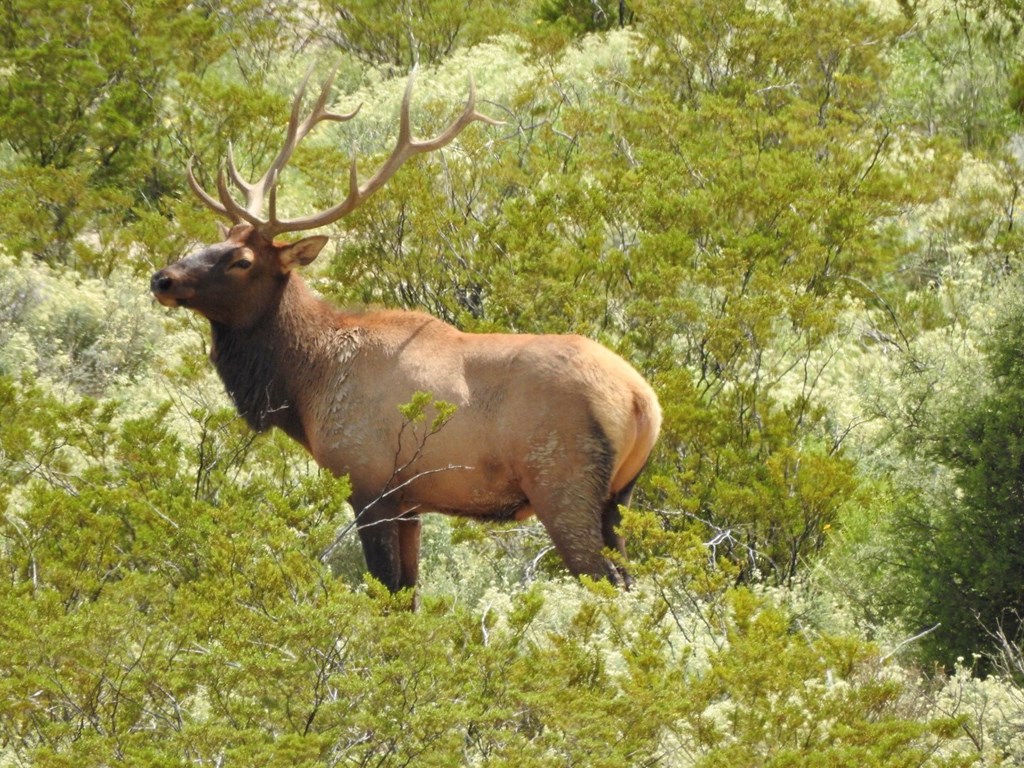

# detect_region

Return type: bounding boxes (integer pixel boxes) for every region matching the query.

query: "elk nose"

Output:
[151,270,173,294]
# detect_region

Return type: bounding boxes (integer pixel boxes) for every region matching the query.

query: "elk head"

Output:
[150,223,326,328]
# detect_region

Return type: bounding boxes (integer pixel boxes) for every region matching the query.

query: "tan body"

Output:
[323,317,648,485]
[151,72,660,592]
[296,295,656,508]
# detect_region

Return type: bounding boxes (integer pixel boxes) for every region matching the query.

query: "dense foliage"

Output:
[2,0,1024,764]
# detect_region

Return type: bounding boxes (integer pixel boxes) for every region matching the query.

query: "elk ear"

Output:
[279,235,329,270]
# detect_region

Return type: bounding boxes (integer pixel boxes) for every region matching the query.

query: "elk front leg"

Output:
[357,518,401,593]
[354,496,421,594]
[397,514,421,590]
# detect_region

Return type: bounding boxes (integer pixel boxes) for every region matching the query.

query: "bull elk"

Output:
[151,69,661,594]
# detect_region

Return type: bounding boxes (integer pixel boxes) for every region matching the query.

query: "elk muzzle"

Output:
[150,267,195,307]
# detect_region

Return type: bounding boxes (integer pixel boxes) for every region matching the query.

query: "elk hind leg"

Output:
[601,474,641,588]
[528,463,624,586]
[551,522,622,585]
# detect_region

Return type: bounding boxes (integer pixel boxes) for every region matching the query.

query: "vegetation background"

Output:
[2,0,1024,764]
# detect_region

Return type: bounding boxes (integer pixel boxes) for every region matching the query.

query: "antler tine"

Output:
[216,166,262,227]
[266,167,285,226]
[302,64,361,131]
[261,66,360,189]
[360,72,502,199]
[266,65,317,184]
[225,143,253,195]
[403,72,504,154]
[254,65,363,237]
[187,157,229,218]
[222,142,269,220]
[262,71,503,237]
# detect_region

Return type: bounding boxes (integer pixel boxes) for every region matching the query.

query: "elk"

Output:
[151,69,661,594]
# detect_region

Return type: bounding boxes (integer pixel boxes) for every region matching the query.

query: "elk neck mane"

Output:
[208,272,361,440]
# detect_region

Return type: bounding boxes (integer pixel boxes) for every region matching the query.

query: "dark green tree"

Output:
[0,0,319,271]
[311,0,520,74]
[537,0,632,33]
[597,0,926,583]
[0,0,223,265]
[898,297,1024,671]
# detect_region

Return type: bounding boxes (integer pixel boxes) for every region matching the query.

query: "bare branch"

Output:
[880,623,941,663]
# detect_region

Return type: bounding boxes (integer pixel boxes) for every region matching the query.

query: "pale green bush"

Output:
[0,252,159,396]
[935,661,1024,764]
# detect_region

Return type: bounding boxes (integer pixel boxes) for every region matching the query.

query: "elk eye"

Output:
[230,258,252,271]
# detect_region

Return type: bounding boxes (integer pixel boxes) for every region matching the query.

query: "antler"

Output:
[188,68,502,240]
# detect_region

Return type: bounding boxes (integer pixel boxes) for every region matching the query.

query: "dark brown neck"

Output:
[209,275,317,444]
